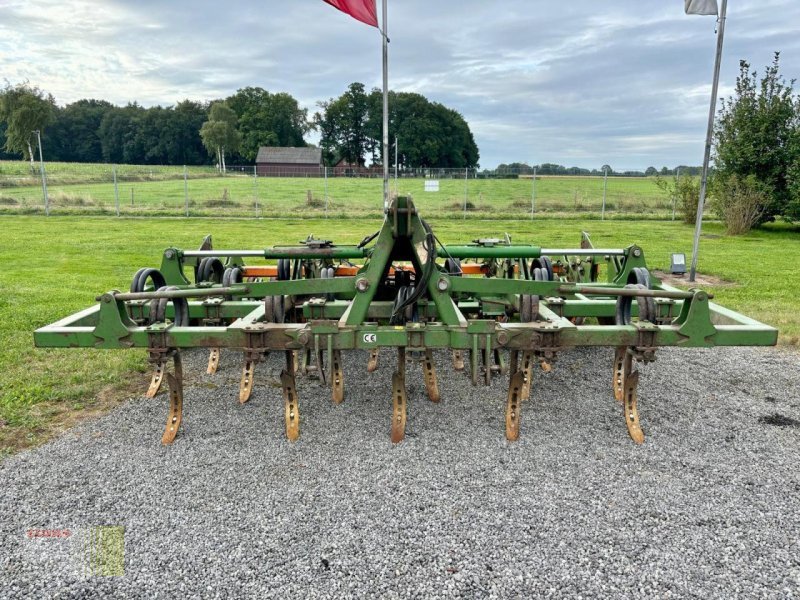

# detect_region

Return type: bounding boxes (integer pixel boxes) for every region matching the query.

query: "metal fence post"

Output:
[34,130,49,216]
[113,165,120,217]
[601,167,608,220]
[183,166,189,217]
[531,166,537,219]
[324,166,329,218]
[254,165,259,218]
[463,167,469,220]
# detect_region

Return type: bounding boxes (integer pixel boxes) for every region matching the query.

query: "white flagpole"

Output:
[690,0,727,282]
[381,0,390,213]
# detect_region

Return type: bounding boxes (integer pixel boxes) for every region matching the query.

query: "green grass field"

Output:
[1,160,677,219]
[1,214,798,454]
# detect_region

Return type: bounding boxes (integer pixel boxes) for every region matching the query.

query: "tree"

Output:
[315,83,371,166]
[200,102,241,172]
[645,166,657,177]
[227,87,309,161]
[49,99,114,162]
[714,54,799,223]
[0,83,56,168]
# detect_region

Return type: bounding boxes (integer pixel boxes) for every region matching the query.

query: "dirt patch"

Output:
[652,270,737,288]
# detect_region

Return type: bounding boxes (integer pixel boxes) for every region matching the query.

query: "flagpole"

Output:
[689,0,727,282]
[381,0,390,213]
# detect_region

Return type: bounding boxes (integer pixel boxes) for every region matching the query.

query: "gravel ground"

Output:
[1,345,799,599]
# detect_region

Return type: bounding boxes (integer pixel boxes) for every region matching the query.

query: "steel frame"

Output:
[35,197,777,444]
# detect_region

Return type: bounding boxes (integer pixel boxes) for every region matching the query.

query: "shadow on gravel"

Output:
[759,413,800,428]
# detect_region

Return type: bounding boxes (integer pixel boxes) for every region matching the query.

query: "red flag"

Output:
[323,0,379,28]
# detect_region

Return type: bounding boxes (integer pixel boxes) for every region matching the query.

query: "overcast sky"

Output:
[1,0,798,169]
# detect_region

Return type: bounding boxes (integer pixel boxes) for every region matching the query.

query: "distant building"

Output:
[256,147,322,177]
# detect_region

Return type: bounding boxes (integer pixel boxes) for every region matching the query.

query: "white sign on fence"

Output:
[424,180,440,192]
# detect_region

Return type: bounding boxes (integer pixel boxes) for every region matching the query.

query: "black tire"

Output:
[131,268,166,293]
[615,283,657,325]
[533,257,554,281]
[148,286,189,326]
[627,267,651,289]
[198,258,224,283]
[444,257,462,277]
[277,259,290,281]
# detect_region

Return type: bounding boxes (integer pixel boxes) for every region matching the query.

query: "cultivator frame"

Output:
[35,197,777,444]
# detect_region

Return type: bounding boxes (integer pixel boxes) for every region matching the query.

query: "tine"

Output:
[146,360,166,398]
[540,361,553,373]
[484,335,492,386]
[520,351,534,401]
[452,350,465,371]
[506,371,525,441]
[391,371,407,443]
[332,350,344,404]
[301,348,312,376]
[397,347,406,378]
[613,347,627,403]
[494,349,507,376]
[239,359,256,404]
[423,349,440,403]
[367,348,380,373]
[624,364,645,444]
[509,350,520,377]
[206,348,220,375]
[281,369,300,442]
[162,372,183,445]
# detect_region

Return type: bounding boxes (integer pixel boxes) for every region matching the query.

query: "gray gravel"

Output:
[1,346,799,599]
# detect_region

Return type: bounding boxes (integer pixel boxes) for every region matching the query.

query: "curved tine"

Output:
[207,348,221,375]
[162,372,183,445]
[624,368,645,444]
[146,360,166,398]
[239,359,256,404]
[423,349,440,403]
[390,371,408,444]
[506,371,525,441]
[612,347,627,403]
[367,348,380,373]
[281,369,300,442]
[520,351,534,401]
[332,350,344,404]
[452,350,465,371]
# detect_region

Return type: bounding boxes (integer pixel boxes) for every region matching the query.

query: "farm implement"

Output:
[35,197,777,445]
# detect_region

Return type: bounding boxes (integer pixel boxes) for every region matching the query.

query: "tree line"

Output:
[493,163,703,177]
[0,82,479,169]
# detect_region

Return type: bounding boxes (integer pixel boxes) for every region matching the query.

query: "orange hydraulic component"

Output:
[242,262,489,279]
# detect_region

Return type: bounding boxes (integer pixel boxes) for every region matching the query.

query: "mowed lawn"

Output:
[0,214,798,454]
[1,161,674,218]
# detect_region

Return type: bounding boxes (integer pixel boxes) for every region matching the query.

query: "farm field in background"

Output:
[1,160,681,219]
[1,214,798,454]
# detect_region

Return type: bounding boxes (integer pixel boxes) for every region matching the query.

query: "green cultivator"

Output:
[35,197,777,444]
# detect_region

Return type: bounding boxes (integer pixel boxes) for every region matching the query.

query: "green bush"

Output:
[655,174,700,224]
[710,174,769,235]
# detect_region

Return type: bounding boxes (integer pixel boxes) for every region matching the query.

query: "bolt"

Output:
[356,278,370,293]
[437,277,449,292]
[298,331,311,346]
[164,249,175,259]
[496,331,509,346]
[632,248,642,258]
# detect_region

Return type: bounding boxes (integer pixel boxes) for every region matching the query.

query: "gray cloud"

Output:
[1,0,798,168]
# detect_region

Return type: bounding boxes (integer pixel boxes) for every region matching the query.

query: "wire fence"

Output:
[0,161,686,220]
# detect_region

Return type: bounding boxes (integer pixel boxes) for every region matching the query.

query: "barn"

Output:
[255,147,322,177]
